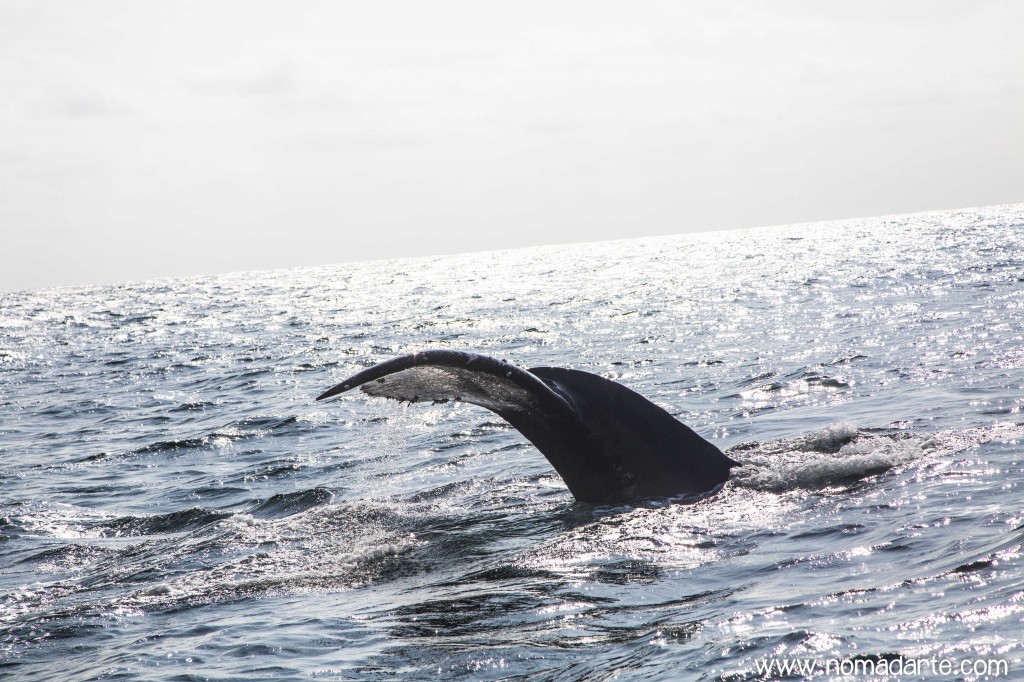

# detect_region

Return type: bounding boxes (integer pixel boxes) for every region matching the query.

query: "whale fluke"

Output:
[317,350,738,504]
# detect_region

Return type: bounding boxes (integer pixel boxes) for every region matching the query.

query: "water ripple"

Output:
[2,206,1024,678]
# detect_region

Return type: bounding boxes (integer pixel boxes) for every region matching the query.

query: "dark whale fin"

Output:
[317,350,738,504]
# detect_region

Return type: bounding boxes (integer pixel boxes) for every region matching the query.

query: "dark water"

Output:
[2,205,1023,680]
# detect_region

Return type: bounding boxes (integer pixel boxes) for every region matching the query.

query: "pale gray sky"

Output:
[2,1,1021,292]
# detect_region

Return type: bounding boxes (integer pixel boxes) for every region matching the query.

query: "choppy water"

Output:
[2,205,1023,680]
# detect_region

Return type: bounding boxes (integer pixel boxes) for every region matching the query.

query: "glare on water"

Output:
[1,205,1023,679]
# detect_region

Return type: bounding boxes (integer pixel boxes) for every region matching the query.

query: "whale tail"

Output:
[317,350,738,504]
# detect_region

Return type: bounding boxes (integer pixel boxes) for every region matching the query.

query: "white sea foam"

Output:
[730,422,1024,493]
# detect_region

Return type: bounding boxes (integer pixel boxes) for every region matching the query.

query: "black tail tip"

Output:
[316,382,351,401]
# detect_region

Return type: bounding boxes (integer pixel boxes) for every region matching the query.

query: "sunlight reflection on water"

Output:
[1,205,1023,678]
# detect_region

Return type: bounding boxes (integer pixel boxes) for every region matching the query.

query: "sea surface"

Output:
[2,205,1023,680]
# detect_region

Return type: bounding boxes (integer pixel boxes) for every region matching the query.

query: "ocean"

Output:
[1,204,1022,680]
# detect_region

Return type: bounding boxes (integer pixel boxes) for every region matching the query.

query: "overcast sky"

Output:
[2,1,1021,292]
